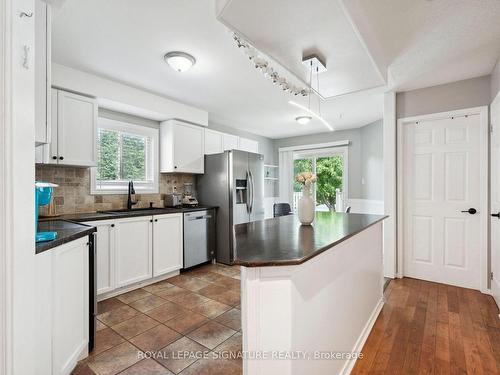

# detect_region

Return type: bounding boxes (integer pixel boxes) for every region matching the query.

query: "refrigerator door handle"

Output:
[245,170,251,214]
[249,169,254,213]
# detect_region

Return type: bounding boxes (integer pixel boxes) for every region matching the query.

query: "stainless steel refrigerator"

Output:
[197,150,265,265]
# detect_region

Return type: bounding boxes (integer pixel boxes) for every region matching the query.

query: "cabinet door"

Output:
[115,216,153,288]
[84,220,115,295]
[172,122,205,173]
[34,0,50,145]
[238,137,259,153]
[57,90,97,166]
[45,89,59,164]
[153,213,183,276]
[204,129,223,155]
[223,133,239,151]
[52,238,89,375]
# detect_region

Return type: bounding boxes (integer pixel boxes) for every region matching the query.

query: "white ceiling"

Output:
[216,0,386,98]
[51,0,383,139]
[52,0,500,140]
[341,0,500,91]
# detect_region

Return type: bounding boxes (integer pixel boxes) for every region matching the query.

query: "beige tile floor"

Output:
[72,263,242,375]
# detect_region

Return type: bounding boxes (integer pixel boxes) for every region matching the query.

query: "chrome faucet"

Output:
[127,181,137,210]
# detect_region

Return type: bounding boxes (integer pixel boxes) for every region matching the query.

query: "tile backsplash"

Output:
[35,165,196,215]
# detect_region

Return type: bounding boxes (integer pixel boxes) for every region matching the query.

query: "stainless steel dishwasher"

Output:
[183,209,215,269]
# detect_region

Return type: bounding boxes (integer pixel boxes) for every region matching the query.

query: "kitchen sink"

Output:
[100,207,175,215]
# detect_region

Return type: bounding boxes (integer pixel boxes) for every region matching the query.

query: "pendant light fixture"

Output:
[290,55,333,131]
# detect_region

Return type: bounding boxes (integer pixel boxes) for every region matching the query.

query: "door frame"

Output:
[396,106,489,293]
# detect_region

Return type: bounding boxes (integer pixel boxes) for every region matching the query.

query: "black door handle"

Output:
[461,208,477,214]
[491,212,500,218]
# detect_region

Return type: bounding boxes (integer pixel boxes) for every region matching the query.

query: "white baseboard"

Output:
[97,270,180,301]
[341,298,384,375]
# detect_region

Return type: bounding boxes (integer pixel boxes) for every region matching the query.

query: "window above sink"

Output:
[91,117,159,195]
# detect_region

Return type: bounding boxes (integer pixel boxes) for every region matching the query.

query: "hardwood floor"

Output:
[352,278,500,375]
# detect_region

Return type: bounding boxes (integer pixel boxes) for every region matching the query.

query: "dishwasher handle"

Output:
[187,214,212,221]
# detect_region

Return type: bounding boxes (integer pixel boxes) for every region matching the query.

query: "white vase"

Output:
[298,186,315,225]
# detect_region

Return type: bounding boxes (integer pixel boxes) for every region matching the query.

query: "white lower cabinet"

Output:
[84,220,115,295]
[90,213,184,297]
[153,213,183,276]
[52,237,89,375]
[115,216,153,288]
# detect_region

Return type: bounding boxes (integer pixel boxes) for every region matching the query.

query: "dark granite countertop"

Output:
[40,205,217,223]
[36,220,96,254]
[233,212,387,267]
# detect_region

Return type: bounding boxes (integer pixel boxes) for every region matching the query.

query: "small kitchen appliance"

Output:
[182,183,199,207]
[35,182,59,242]
[164,193,183,208]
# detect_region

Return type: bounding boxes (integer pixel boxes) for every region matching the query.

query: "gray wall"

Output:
[492,58,500,102]
[360,120,383,200]
[274,120,383,200]
[396,75,491,119]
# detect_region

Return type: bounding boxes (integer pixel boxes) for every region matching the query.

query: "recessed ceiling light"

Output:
[164,51,196,72]
[295,116,312,125]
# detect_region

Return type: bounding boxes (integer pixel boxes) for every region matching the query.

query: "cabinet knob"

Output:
[150,219,153,223]
[110,224,115,228]
[155,219,158,222]
[174,166,178,169]
[52,156,57,160]
[59,156,64,160]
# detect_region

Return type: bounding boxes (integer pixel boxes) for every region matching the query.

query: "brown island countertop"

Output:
[232,212,387,267]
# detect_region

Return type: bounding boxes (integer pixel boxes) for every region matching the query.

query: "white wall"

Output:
[492,57,500,102]
[360,120,383,200]
[396,75,491,119]
[52,63,209,126]
[2,0,39,373]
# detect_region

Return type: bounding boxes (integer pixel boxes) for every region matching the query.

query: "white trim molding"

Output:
[396,106,490,293]
[0,0,8,372]
[278,140,350,152]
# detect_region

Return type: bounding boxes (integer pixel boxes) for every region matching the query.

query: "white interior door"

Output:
[403,113,485,290]
[491,95,500,305]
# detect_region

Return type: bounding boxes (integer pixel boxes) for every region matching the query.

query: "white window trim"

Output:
[90,117,159,195]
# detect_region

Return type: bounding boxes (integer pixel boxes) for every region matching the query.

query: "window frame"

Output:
[90,117,159,195]
[292,146,349,211]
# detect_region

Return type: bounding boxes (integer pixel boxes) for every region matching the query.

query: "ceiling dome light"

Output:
[164,51,196,72]
[295,116,312,125]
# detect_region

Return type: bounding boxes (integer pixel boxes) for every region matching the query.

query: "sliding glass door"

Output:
[293,148,346,212]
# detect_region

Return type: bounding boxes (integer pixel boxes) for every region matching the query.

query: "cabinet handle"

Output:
[155,219,158,222]
[59,156,64,160]
[110,224,115,228]
[150,219,153,223]
[52,156,57,160]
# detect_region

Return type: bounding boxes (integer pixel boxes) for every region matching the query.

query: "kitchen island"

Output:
[233,212,387,375]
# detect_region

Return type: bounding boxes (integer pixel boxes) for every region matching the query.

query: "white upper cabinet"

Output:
[204,129,224,155]
[203,128,258,156]
[223,133,239,151]
[160,120,205,173]
[35,0,51,145]
[57,90,98,166]
[152,213,183,277]
[43,88,97,166]
[238,137,259,153]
